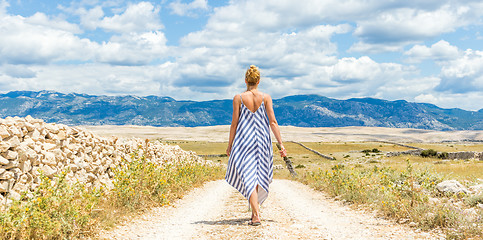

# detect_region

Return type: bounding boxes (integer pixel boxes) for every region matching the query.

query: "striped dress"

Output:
[225,94,273,205]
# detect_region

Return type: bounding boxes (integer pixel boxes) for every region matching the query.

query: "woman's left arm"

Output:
[226,95,241,156]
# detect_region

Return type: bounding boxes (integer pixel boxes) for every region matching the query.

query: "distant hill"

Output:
[0,91,481,130]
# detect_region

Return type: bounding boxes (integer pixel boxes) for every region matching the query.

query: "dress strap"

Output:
[239,94,243,104]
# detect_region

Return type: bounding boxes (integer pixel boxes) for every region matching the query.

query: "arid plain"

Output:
[83,125,483,143]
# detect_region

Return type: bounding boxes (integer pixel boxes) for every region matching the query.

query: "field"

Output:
[170,140,483,181]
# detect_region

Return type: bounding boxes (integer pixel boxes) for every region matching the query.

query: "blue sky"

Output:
[0,0,482,110]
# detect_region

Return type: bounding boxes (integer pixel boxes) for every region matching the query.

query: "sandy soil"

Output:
[83,125,483,143]
[100,179,443,240]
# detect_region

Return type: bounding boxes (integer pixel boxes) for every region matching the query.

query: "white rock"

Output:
[0,125,10,138]
[45,124,59,134]
[12,182,28,193]
[5,136,20,149]
[4,161,19,169]
[8,126,22,137]
[43,143,57,151]
[25,115,43,124]
[0,141,10,152]
[39,165,56,178]
[3,150,18,160]
[22,137,35,148]
[41,151,56,166]
[0,155,9,165]
[57,130,67,140]
[0,181,10,192]
[0,171,14,180]
[24,122,35,131]
[436,180,469,194]
[29,129,42,141]
[19,160,32,173]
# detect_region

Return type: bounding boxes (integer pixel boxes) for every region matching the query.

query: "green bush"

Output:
[437,152,449,159]
[420,149,438,158]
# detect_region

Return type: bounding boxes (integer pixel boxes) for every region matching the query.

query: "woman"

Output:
[225,65,287,226]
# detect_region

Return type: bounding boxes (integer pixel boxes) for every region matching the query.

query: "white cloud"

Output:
[0,64,36,78]
[77,6,104,30]
[169,0,209,17]
[96,31,169,65]
[415,92,483,111]
[350,2,483,53]
[404,40,460,63]
[348,41,407,54]
[25,12,82,33]
[436,49,483,93]
[0,64,165,96]
[78,2,163,33]
[0,13,96,64]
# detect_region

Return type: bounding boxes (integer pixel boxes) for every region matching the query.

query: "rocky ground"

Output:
[101,179,444,240]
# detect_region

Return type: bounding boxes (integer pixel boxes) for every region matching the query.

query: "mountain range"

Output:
[0,90,482,130]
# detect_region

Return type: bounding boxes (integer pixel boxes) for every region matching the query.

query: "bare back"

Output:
[240,90,265,113]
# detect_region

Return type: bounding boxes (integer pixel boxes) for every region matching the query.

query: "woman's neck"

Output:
[246,85,258,91]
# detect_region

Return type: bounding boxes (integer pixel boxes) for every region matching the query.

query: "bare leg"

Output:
[249,185,260,223]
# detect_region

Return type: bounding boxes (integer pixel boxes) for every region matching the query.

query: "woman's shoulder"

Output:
[261,92,272,100]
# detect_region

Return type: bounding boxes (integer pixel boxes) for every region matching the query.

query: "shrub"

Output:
[437,152,449,159]
[362,148,380,154]
[420,149,438,158]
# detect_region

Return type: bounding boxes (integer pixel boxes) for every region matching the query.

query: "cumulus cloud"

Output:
[98,2,162,33]
[415,92,483,110]
[96,31,168,65]
[0,12,96,64]
[350,2,483,53]
[169,0,209,17]
[436,49,483,93]
[0,64,36,78]
[76,2,163,33]
[404,40,460,63]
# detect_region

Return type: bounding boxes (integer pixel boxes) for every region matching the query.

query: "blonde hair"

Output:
[245,65,260,85]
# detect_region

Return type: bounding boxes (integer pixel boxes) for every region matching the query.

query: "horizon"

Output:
[2,89,481,112]
[0,0,482,111]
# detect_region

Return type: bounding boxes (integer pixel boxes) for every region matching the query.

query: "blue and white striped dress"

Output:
[225,94,273,205]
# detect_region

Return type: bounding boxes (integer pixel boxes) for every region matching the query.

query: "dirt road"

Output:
[101,179,442,240]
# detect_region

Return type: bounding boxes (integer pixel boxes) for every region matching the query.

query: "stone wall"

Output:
[0,116,203,203]
[385,149,483,160]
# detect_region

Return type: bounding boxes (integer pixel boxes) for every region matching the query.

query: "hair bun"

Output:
[245,65,260,85]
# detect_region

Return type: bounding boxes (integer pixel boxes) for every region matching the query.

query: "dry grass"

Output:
[409,143,483,152]
[174,140,482,181]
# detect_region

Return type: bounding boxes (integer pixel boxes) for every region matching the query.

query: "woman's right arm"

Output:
[226,95,241,156]
[265,95,287,157]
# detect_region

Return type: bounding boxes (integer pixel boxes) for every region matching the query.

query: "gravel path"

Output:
[101,180,443,240]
